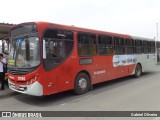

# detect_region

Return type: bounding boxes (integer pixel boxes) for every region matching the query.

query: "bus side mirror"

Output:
[2,40,9,55]
[43,40,46,59]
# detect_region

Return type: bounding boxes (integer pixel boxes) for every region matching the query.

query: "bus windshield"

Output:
[8,36,40,68]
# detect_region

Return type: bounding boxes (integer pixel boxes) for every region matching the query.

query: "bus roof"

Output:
[47,22,130,38]
[131,36,155,41]
[12,21,154,40]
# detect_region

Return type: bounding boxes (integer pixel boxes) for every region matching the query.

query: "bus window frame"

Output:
[77,32,97,57]
[97,34,114,55]
[125,38,134,54]
[42,28,74,71]
[114,37,125,55]
[135,39,143,54]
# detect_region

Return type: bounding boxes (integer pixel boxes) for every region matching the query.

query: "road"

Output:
[1,65,160,120]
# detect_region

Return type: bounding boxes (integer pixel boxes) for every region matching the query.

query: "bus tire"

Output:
[135,64,142,78]
[74,73,90,95]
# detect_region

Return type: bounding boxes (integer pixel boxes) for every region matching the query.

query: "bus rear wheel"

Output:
[74,73,90,95]
[135,64,142,78]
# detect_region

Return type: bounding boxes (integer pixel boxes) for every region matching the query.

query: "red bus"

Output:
[8,22,156,96]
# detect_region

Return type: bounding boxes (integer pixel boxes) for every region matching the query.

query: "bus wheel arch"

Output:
[135,63,142,78]
[74,70,91,95]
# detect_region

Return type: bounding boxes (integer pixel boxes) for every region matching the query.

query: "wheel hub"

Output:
[78,78,87,90]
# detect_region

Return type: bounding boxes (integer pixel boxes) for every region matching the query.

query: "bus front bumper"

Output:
[8,80,43,96]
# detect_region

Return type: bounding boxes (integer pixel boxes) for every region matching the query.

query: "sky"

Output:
[0,0,160,39]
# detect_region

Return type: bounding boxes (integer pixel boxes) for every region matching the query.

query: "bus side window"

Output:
[43,29,74,70]
[135,39,143,54]
[77,32,96,56]
[49,41,57,58]
[114,37,125,55]
[143,40,149,54]
[150,41,155,53]
[98,35,113,55]
[125,39,134,54]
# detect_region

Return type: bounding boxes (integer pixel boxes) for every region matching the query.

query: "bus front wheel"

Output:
[74,73,90,95]
[135,64,142,78]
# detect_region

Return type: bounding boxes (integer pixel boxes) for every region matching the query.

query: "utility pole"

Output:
[156,23,160,62]
[156,23,159,41]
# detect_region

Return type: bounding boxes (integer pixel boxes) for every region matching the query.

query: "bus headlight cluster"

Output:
[27,74,39,85]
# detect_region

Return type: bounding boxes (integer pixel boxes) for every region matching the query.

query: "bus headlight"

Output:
[30,74,39,84]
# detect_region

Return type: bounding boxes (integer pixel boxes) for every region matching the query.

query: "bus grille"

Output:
[9,67,38,75]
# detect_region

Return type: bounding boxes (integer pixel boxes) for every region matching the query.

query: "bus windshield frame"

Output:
[8,35,40,68]
[8,23,41,69]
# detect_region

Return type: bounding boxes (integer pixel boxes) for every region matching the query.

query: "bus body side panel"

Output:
[40,55,78,95]
[131,54,157,75]
[90,55,136,84]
